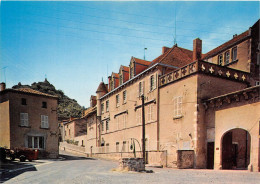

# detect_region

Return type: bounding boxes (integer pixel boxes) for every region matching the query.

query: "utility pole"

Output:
[141,95,146,165]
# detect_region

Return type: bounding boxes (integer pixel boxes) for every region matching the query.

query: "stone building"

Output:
[63,117,87,147]
[0,83,59,158]
[85,19,259,171]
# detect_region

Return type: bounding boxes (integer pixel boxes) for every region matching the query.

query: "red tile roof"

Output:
[150,45,193,68]
[133,57,151,66]
[14,88,58,98]
[203,30,249,59]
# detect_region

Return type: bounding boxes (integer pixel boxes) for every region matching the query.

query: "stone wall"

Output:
[119,158,145,172]
[177,150,194,169]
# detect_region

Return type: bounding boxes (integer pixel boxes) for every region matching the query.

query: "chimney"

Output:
[162,46,170,54]
[193,38,202,61]
[0,83,6,91]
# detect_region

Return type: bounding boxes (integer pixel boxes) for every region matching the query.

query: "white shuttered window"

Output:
[20,113,29,126]
[41,115,49,128]
[173,96,182,118]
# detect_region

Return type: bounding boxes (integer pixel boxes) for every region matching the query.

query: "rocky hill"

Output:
[12,79,84,120]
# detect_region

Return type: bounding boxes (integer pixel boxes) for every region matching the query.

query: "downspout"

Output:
[157,72,160,151]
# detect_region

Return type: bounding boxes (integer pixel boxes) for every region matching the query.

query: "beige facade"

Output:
[0,86,59,158]
[83,20,259,171]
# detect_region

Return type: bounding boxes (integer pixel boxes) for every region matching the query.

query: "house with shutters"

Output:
[0,84,59,158]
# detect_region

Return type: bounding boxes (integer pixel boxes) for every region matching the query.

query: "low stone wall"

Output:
[59,141,86,156]
[119,158,145,172]
[90,151,167,167]
[177,150,194,169]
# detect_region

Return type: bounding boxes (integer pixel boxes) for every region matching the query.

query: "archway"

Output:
[222,128,251,170]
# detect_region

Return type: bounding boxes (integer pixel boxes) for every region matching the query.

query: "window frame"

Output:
[41,115,49,129]
[123,90,127,104]
[28,136,45,149]
[218,54,223,65]
[21,98,27,105]
[42,101,47,109]
[20,113,29,127]
[116,94,120,107]
[106,100,109,112]
[231,47,237,61]
[101,103,104,114]
[224,51,230,65]
[173,96,183,118]
[150,75,155,91]
[106,120,109,131]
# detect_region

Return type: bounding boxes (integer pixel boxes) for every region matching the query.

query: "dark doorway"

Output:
[222,129,250,170]
[207,142,215,169]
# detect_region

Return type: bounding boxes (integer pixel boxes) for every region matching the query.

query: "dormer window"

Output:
[224,51,230,65]
[232,47,237,61]
[218,54,223,65]
[119,75,123,85]
[130,67,134,79]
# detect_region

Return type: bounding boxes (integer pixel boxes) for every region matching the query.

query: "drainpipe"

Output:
[157,73,160,151]
[245,131,248,168]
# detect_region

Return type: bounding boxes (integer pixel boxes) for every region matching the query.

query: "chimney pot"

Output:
[0,83,6,91]
[193,38,202,61]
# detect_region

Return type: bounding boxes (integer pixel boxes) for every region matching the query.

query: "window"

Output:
[119,75,123,85]
[123,90,127,104]
[138,81,144,96]
[116,116,120,130]
[101,121,104,131]
[41,115,49,128]
[106,100,109,112]
[82,140,84,146]
[232,47,237,61]
[116,94,120,107]
[147,104,154,122]
[130,67,134,79]
[101,103,104,114]
[20,113,29,126]
[150,75,155,91]
[21,98,27,105]
[116,142,119,152]
[123,114,127,128]
[28,136,44,149]
[218,54,223,65]
[173,96,182,118]
[136,108,142,124]
[69,129,71,135]
[106,120,109,131]
[42,102,47,108]
[122,141,126,152]
[256,81,260,86]
[224,51,230,65]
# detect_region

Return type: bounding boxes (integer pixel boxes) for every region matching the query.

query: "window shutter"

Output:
[45,116,49,128]
[20,113,24,126]
[24,113,28,126]
[41,115,44,128]
[142,81,145,95]
[154,74,157,90]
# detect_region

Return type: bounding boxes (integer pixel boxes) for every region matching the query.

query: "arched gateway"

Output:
[221,128,251,170]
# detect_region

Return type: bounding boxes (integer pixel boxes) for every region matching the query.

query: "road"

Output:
[1,151,260,184]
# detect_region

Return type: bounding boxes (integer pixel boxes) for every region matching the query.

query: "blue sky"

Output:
[0,1,259,107]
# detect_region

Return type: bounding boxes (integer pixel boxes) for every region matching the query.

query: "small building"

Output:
[0,83,59,158]
[63,117,87,147]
